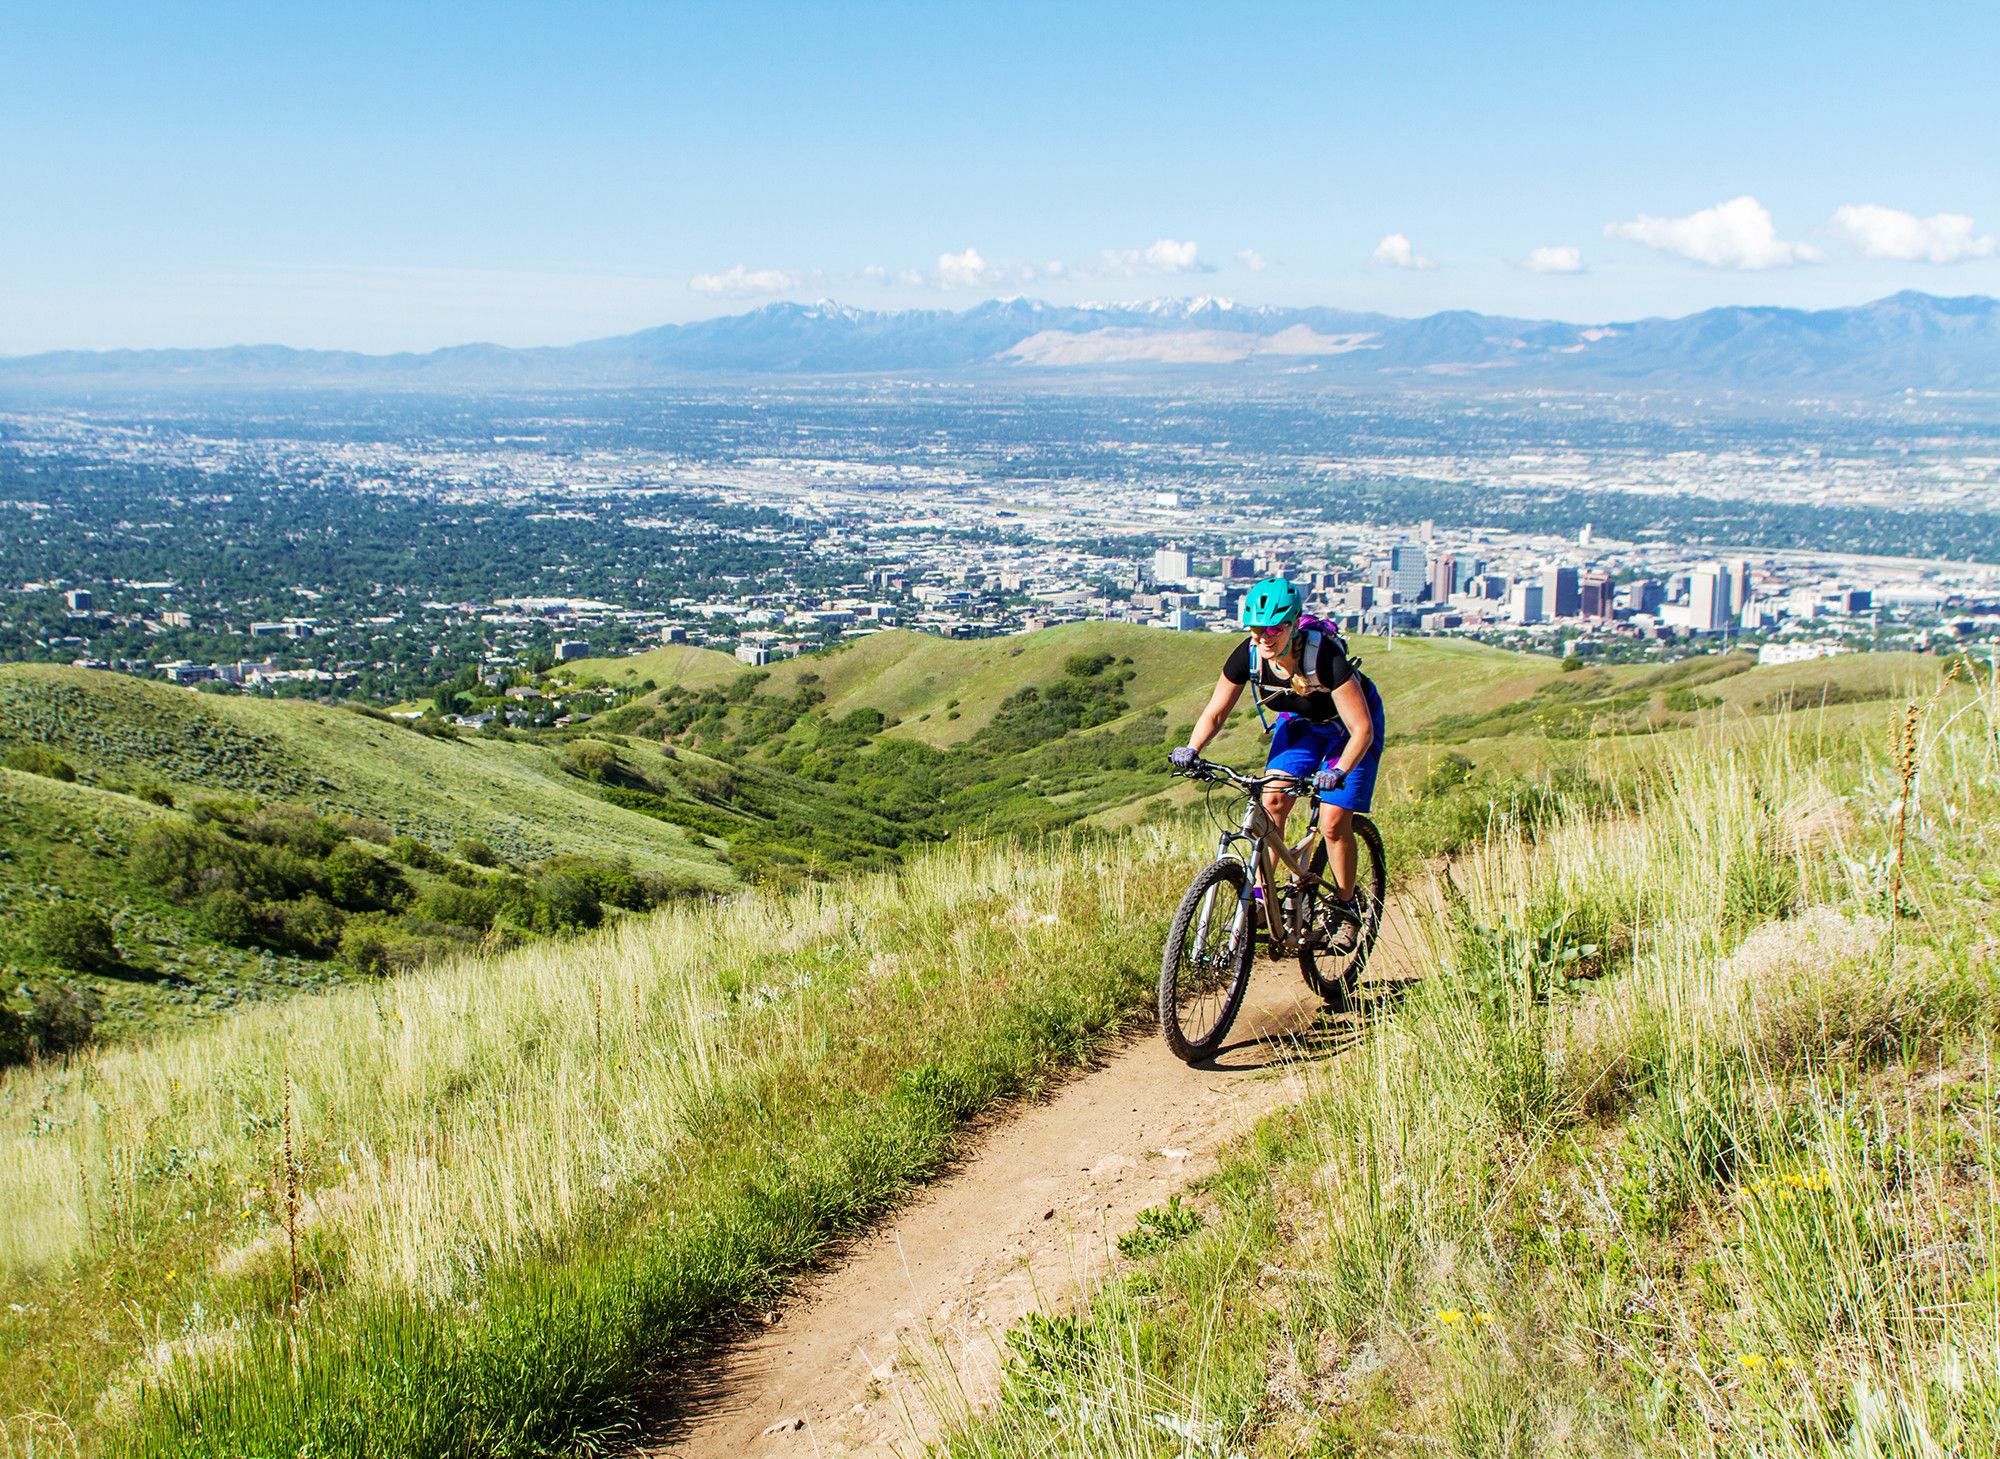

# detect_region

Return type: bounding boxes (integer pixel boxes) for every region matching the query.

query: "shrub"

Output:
[324,844,412,913]
[134,784,175,808]
[188,796,254,828]
[242,804,347,858]
[338,920,393,976]
[273,894,346,955]
[334,815,394,845]
[533,870,601,931]
[26,983,99,1058]
[0,1004,27,1069]
[1421,752,1476,798]
[456,837,500,867]
[421,883,498,931]
[389,835,444,870]
[194,889,260,945]
[562,741,622,783]
[131,823,248,902]
[33,904,120,972]
[3,745,76,781]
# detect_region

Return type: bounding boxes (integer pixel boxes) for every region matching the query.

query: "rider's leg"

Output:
[1261,786,1296,842]
[1317,801,1357,898]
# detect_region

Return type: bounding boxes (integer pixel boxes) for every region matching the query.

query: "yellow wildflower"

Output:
[1436,1309,1464,1329]
[1735,1352,1765,1372]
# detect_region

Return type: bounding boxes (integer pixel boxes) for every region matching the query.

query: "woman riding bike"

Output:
[1168,577,1386,952]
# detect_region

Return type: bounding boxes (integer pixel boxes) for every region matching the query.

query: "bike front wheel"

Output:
[1298,813,1387,1011]
[1159,858,1256,1064]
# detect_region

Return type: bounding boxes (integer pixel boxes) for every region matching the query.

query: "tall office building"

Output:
[1428,556,1457,604]
[1388,544,1426,603]
[1152,547,1192,584]
[1543,565,1581,618]
[1690,566,1730,632]
[1454,556,1485,593]
[1509,582,1545,625]
[1725,559,1752,615]
[1579,570,1614,620]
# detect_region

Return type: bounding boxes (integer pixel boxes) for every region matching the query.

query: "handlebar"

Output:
[1169,755,1311,796]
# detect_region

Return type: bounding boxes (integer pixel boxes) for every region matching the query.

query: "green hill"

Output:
[552,641,743,691]
[0,666,727,879]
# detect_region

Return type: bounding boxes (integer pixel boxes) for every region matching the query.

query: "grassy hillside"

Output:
[940,666,2000,1458]
[0,666,726,879]
[553,642,742,691]
[0,667,733,1049]
[0,826,1208,1458]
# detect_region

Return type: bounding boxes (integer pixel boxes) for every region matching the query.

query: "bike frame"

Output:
[1191,769,1328,957]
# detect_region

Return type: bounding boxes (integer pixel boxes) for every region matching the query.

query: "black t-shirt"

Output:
[1222,631,1355,723]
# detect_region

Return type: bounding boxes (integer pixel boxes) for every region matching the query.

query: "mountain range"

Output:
[5,290,1999,395]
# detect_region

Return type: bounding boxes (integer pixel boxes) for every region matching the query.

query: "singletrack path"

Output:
[637,900,1422,1459]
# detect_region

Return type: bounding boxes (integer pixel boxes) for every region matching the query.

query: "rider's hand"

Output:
[1168,746,1199,770]
[1313,766,1347,793]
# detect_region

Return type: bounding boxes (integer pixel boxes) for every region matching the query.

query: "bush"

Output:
[188,796,253,828]
[335,815,394,845]
[421,883,498,931]
[241,804,347,858]
[3,745,76,781]
[0,1004,27,1069]
[131,823,248,901]
[389,835,444,870]
[338,920,393,976]
[324,844,412,913]
[26,983,99,1058]
[33,904,120,972]
[456,837,500,868]
[1421,752,1476,798]
[194,889,260,945]
[134,784,175,808]
[562,741,622,783]
[273,894,346,955]
[533,870,601,931]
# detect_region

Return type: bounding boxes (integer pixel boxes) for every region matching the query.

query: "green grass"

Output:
[551,642,744,692]
[0,667,728,883]
[936,669,2000,1457]
[0,823,1208,1456]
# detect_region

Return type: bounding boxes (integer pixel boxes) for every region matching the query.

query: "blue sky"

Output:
[3,0,1996,352]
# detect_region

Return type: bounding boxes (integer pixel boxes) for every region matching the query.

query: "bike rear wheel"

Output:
[1159,858,1255,1064]
[1298,813,1387,1010]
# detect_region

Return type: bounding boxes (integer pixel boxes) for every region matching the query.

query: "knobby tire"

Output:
[1158,858,1255,1064]
[1298,813,1387,1011]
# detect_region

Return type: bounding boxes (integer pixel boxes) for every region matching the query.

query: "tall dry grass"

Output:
[0,825,1199,1455]
[940,675,2000,1457]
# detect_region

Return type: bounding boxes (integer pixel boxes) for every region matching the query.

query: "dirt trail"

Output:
[640,904,1421,1459]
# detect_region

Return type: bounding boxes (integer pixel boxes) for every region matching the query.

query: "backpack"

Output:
[1248,616,1367,733]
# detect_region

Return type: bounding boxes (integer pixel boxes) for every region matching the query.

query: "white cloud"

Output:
[1371,234,1436,270]
[1522,245,1585,275]
[689,264,806,297]
[1096,238,1212,276]
[1604,195,1823,269]
[1237,248,1268,272]
[1829,204,1996,264]
[936,247,1005,289]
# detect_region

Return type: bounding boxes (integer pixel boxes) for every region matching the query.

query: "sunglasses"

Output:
[1249,621,1294,637]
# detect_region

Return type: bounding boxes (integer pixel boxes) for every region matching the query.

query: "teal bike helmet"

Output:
[1241,576,1303,628]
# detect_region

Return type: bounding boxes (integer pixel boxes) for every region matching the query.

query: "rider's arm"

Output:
[1186,671,1245,755]
[1327,678,1373,772]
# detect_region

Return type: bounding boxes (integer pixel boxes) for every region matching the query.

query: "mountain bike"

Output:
[1157,756,1386,1063]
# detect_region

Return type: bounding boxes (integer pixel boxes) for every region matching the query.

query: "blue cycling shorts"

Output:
[1264,682,1386,814]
